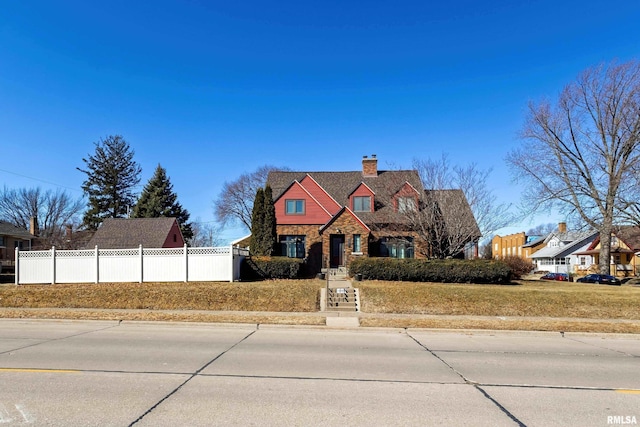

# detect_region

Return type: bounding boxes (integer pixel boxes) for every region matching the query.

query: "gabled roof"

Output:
[395,181,421,196]
[613,225,640,251]
[277,180,333,217]
[425,189,482,239]
[318,206,371,233]
[0,221,34,241]
[85,217,182,249]
[530,230,598,259]
[299,174,341,212]
[268,169,424,224]
[347,181,376,198]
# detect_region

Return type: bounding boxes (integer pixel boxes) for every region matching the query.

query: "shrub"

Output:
[499,256,535,279]
[241,256,305,280]
[349,258,512,284]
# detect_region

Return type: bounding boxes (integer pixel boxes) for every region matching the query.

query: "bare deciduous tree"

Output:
[526,222,559,236]
[214,165,289,231]
[372,155,500,259]
[189,220,222,247]
[0,186,84,248]
[406,155,513,258]
[507,60,640,274]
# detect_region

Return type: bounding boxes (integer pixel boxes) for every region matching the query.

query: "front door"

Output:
[330,234,345,268]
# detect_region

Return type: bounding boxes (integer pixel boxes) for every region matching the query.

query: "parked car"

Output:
[576,274,621,286]
[540,272,569,281]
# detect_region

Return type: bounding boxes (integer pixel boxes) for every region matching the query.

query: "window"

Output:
[380,237,414,259]
[353,234,362,253]
[397,197,416,213]
[280,235,305,258]
[0,236,4,247]
[353,196,371,212]
[285,199,305,215]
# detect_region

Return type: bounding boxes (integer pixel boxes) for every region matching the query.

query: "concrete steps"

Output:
[326,287,359,312]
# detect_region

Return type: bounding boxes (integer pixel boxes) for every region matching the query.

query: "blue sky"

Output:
[2,1,640,243]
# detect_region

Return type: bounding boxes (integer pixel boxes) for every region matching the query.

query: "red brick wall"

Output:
[321,211,370,269]
[277,224,324,272]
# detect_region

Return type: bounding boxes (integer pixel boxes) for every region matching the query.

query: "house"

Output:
[85,217,185,249]
[574,226,640,276]
[0,221,34,272]
[529,224,598,274]
[266,155,481,273]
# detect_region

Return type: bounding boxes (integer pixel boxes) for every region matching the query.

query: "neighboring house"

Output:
[266,155,480,273]
[492,231,545,259]
[0,221,34,272]
[85,218,185,249]
[529,225,598,274]
[574,226,640,276]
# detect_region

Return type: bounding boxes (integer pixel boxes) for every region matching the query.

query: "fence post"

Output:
[95,246,99,284]
[139,245,143,283]
[230,244,235,282]
[51,246,56,285]
[184,244,188,283]
[14,247,19,285]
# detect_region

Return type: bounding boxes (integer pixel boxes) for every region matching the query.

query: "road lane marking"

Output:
[0,368,79,373]
[616,389,640,394]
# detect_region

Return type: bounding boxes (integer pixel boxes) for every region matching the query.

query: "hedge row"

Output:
[348,258,512,284]
[241,256,305,280]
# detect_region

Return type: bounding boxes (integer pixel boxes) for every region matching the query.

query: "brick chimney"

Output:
[362,154,378,177]
[558,222,567,233]
[29,216,39,236]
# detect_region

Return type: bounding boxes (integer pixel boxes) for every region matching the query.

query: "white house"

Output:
[529,229,598,274]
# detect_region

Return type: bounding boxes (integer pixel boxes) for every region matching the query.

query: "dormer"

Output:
[273,180,332,225]
[393,182,420,213]
[349,183,375,213]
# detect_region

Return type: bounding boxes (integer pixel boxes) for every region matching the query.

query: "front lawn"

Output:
[1,279,638,332]
[359,280,640,319]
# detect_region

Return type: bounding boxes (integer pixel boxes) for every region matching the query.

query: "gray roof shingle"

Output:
[268,170,481,239]
[268,169,425,224]
[85,218,181,249]
[0,221,34,240]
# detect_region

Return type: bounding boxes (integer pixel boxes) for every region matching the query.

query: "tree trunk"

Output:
[598,222,613,275]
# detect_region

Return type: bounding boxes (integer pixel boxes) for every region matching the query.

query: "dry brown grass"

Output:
[359,280,640,319]
[1,279,639,333]
[359,317,640,333]
[0,280,320,312]
[0,308,325,326]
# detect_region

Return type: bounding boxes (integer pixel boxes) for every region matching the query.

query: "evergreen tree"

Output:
[262,185,276,256]
[132,164,193,241]
[78,135,142,230]
[250,188,265,255]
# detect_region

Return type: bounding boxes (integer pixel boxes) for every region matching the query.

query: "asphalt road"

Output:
[0,320,638,426]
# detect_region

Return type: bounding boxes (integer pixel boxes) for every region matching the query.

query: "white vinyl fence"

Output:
[15,245,249,285]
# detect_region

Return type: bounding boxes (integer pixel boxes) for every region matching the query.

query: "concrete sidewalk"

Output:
[1,307,638,334]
